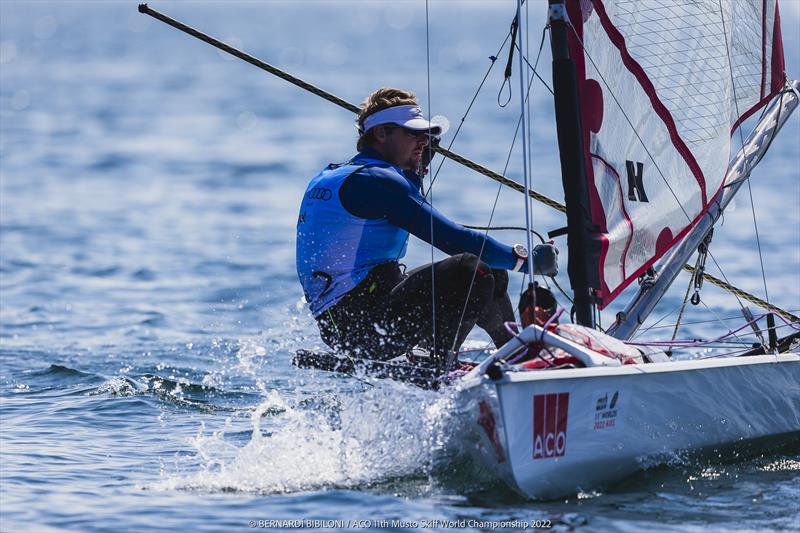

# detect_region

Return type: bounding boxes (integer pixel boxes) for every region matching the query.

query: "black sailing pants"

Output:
[317,253,515,366]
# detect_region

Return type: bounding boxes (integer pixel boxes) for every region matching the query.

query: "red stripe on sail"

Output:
[761,0,767,100]
[591,155,634,286]
[730,87,782,135]
[731,2,785,135]
[591,0,707,206]
[566,0,609,297]
[770,2,785,92]
[599,184,726,307]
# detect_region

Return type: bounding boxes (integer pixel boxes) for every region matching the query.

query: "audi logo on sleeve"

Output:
[532,393,569,459]
[307,187,333,201]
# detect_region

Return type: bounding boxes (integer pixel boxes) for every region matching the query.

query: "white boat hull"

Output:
[456,353,800,499]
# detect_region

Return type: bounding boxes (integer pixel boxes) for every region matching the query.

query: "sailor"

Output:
[296,87,558,368]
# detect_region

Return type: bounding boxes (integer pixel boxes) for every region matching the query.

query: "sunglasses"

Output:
[384,124,430,140]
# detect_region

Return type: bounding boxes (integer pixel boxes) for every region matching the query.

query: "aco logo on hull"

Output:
[532,393,569,460]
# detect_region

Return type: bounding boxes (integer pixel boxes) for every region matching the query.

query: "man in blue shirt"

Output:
[296,88,557,369]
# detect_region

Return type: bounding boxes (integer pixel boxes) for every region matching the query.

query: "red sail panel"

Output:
[565,0,785,308]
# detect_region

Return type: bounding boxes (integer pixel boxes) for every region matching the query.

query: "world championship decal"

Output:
[594,390,620,430]
[532,393,569,460]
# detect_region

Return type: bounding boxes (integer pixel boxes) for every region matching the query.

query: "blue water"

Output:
[1,2,799,531]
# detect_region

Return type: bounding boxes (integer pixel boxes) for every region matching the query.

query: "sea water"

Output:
[1,2,798,531]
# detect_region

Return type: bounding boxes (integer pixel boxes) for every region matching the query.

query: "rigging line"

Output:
[568,25,695,227]
[632,306,680,341]
[462,225,545,243]
[425,0,437,365]
[524,0,533,277]
[136,4,563,214]
[448,49,543,356]
[635,321,800,347]
[567,20,794,322]
[703,248,747,309]
[638,342,764,349]
[717,0,771,309]
[523,2,538,318]
[637,315,793,348]
[434,146,565,212]
[683,265,798,323]
[551,276,574,306]
[495,0,530,108]
[514,40,555,95]
[668,270,695,346]
[696,297,750,346]
[497,13,518,107]
[138,4,796,321]
[724,89,787,190]
[515,0,535,281]
[392,30,511,268]
[448,182,505,358]
[634,310,800,330]
[424,29,513,196]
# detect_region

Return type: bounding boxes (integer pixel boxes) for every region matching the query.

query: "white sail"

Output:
[565,0,785,307]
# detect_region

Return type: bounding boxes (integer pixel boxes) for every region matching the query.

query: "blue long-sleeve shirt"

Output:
[341,149,519,271]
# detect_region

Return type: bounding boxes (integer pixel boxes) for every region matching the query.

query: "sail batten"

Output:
[564,0,785,308]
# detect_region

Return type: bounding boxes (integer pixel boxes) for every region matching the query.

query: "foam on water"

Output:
[156,378,466,494]
[1,1,798,529]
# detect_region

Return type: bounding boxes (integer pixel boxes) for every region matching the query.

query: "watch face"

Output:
[513,244,528,258]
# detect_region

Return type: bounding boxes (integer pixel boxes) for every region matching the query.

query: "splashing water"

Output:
[156,375,475,495]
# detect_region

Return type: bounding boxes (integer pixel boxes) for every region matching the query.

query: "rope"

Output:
[718,0,771,307]
[515,42,554,95]
[138,4,565,213]
[627,311,799,349]
[138,3,797,328]
[424,0,438,366]
[668,268,695,350]
[448,33,545,356]
[640,309,800,331]
[568,24,693,225]
[714,1,769,327]
[515,0,536,282]
[425,31,511,194]
[567,13,793,326]
[684,265,799,323]
[462,225,545,243]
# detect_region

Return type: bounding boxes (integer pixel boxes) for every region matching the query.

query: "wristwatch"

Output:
[511,243,529,272]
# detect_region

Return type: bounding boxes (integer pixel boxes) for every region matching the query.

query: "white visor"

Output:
[358,105,448,136]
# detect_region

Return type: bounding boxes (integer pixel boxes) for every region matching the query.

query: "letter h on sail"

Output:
[625,160,648,202]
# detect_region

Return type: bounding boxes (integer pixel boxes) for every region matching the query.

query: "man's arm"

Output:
[340,167,556,275]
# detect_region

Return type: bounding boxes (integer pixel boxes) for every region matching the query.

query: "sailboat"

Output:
[452,0,800,499]
[138,0,799,499]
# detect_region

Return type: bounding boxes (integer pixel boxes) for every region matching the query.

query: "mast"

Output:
[548,0,594,327]
[608,81,800,339]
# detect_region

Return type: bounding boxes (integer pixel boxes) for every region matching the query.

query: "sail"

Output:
[564,0,785,308]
